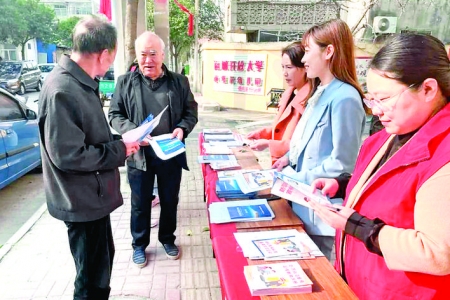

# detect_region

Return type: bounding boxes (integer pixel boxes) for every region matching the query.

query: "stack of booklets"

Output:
[233,229,324,261]
[244,262,313,296]
[203,128,251,147]
[208,199,274,223]
[216,178,257,199]
[271,168,332,208]
[198,154,241,171]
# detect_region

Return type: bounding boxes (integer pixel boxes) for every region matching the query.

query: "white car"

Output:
[38,63,56,82]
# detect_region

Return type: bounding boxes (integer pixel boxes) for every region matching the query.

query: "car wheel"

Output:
[36,80,42,91]
[18,84,26,95]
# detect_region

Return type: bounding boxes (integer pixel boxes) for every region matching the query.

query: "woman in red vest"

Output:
[309,34,450,299]
[247,42,314,164]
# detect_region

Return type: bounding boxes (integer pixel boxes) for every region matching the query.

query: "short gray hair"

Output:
[72,16,117,54]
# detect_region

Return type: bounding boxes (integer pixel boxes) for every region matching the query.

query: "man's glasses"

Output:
[363,83,418,112]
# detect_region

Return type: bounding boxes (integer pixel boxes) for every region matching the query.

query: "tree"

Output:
[125,0,139,69]
[53,16,81,48]
[0,0,21,43]
[147,0,224,71]
[0,0,56,60]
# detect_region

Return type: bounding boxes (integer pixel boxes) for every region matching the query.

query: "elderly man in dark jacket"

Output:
[38,16,139,299]
[109,31,198,267]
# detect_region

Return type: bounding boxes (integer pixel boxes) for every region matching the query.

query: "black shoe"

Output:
[162,243,180,260]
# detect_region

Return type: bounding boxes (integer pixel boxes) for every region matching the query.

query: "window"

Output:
[53,4,68,17]
[0,94,25,121]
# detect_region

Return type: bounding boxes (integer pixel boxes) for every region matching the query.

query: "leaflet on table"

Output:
[217,169,259,180]
[121,105,168,143]
[271,171,331,208]
[203,133,235,142]
[203,128,233,134]
[252,236,315,260]
[208,199,274,224]
[202,143,233,155]
[209,160,241,171]
[197,154,237,164]
[148,133,185,160]
[235,169,275,194]
[233,229,324,260]
[243,262,313,296]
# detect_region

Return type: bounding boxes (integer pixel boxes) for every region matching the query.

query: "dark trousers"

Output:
[128,157,182,250]
[65,215,114,300]
[310,235,335,261]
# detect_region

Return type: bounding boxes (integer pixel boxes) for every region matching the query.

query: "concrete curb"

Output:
[0,203,47,262]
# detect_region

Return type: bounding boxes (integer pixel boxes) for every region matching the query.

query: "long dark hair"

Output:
[281,41,317,104]
[370,33,450,103]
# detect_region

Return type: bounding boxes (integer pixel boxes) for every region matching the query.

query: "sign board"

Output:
[355,57,372,90]
[99,80,115,94]
[213,54,268,95]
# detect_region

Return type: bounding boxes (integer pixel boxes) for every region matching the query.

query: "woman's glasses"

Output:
[363,83,417,112]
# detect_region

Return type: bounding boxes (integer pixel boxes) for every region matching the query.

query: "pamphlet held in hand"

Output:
[121,105,168,143]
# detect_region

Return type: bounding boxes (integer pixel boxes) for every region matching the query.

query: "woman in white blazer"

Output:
[273,19,366,259]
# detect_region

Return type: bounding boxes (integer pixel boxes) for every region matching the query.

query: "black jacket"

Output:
[108,65,198,171]
[38,56,127,222]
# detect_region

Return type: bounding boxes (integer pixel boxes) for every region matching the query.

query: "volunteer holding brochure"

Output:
[308,33,450,299]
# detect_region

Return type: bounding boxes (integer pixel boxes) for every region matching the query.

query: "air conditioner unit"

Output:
[373,16,397,34]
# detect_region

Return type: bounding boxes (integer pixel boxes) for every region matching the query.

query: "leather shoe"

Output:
[162,243,180,260]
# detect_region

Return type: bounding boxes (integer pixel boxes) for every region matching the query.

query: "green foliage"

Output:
[199,0,224,41]
[53,16,81,48]
[0,0,56,59]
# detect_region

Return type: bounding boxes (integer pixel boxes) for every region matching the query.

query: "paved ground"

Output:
[0,96,275,300]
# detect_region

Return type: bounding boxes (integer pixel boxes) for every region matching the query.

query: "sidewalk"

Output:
[0,105,275,300]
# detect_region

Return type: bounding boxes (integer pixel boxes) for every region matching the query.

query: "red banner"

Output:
[99,0,112,21]
[173,0,194,36]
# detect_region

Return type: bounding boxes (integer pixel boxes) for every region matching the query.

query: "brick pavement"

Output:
[0,97,280,300]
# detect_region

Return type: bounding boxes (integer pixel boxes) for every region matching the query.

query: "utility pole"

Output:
[193,0,200,92]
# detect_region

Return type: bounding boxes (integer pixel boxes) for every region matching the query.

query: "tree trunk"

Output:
[125,0,139,69]
[21,43,25,61]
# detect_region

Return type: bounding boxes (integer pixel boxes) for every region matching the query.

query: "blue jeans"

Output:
[128,157,182,250]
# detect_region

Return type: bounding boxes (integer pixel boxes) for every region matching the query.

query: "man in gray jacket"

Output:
[38,16,139,299]
[109,32,198,267]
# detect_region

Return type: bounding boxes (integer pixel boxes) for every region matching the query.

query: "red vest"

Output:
[336,103,450,300]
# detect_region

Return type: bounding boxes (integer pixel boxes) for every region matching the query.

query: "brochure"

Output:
[244,262,313,296]
[208,199,274,224]
[198,155,237,164]
[122,105,168,143]
[271,172,332,208]
[209,160,242,171]
[203,143,233,155]
[203,128,233,134]
[233,229,324,260]
[235,169,275,194]
[148,133,185,160]
[252,236,314,260]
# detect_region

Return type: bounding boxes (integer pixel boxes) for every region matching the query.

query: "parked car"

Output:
[0,61,42,95]
[0,87,41,190]
[38,63,57,83]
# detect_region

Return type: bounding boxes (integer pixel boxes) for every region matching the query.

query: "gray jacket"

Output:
[38,56,127,222]
[108,65,198,171]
